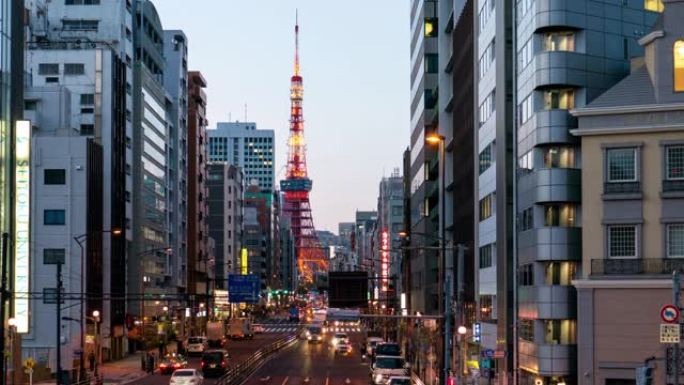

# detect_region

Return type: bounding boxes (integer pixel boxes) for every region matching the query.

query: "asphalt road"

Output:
[126,321,299,385]
[241,329,369,385]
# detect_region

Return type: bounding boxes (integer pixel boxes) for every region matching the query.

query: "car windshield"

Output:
[188,338,203,344]
[390,379,411,385]
[309,327,322,334]
[376,357,404,369]
[376,344,401,356]
[202,352,224,363]
[335,334,347,339]
[173,370,195,377]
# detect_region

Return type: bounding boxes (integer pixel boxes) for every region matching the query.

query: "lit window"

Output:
[667,224,684,258]
[519,319,534,341]
[479,193,495,221]
[544,204,576,227]
[544,32,575,52]
[542,146,576,168]
[544,320,576,344]
[675,41,684,92]
[545,262,577,286]
[518,150,533,174]
[607,148,637,182]
[644,0,664,12]
[543,89,575,110]
[608,225,637,258]
[424,18,437,37]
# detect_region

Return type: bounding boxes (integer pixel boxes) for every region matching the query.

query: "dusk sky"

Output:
[155,1,410,233]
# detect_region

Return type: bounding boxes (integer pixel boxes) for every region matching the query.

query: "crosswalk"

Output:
[256,324,364,334]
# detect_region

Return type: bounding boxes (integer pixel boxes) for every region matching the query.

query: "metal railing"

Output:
[591,258,684,275]
[215,331,300,385]
[664,179,684,192]
[604,181,641,194]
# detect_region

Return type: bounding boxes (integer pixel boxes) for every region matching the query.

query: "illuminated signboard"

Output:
[214,289,229,307]
[381,229,389,291]
[240,248,248,275]
[14,120,31,333]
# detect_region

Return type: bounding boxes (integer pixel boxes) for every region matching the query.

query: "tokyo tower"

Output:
[280,16,328,284]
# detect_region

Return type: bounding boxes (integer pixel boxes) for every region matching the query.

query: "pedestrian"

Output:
[146,352,155,374]
[88,351,96,372]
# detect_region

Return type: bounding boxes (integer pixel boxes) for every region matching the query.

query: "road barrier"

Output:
[216,331,300,385]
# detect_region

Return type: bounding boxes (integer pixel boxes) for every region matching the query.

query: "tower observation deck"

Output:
[280,16,328,284]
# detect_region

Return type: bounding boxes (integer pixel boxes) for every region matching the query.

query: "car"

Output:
[186,337,209,356]
[306,325,324,343]
[366,337,385,356]
[387,376,412,385]
[158,354,188,374]
[372,342,401,364]
[332,332,349,346]
[253,324,265,334]
[370,356,409,385]
[334,342,353,355]
[169,369,204,385]
[200,349,230,377]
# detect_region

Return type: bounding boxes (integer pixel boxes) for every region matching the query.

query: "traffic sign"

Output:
[493,350,505,358]
[661,323,681,343]
[661,304,680,323]
[23,357,35,369]
[228,274,260,303]
[482,349,494,359]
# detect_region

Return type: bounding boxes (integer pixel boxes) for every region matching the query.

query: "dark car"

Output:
[372,343,401,364]
[201,349,230,377]
[158,354,188,374]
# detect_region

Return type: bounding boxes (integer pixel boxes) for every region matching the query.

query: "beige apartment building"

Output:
[571,1,684,384]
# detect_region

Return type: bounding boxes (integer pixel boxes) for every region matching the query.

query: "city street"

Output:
[125,321,299,385]
[241,330,368,385]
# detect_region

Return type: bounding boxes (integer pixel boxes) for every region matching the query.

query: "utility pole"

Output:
[674,270,680,385]
[56,262,63,385]
[0,233,9,385]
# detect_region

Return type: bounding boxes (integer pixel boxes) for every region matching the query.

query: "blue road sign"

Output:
[228,274,260,303]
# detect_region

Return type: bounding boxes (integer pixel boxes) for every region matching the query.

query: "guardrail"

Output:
[216,330,301,385]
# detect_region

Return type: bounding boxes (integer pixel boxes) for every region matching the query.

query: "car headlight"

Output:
[375,374,384,383]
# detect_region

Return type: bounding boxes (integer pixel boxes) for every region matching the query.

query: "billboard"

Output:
[328,271,368,308]
[381,229,389,291]
[228,274,260,303]
[14,121,30,333]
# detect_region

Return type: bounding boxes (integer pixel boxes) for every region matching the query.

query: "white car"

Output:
[332,333,349,346]
[388,376,412,385]
[335,342,353,355]
[371,356,409,385]
[253,324,265,334]
[170,369,204,385]
[185,337,208,355]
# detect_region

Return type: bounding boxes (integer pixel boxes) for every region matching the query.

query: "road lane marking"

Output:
[282,377,289,385]
[326,376,329,385]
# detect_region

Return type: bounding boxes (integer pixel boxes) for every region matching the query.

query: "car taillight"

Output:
[222,360,227,367]
[201,361,205,367]
[160,364,167,368]
[174,363,181,368]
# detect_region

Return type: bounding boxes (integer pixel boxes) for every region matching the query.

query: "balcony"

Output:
[664,180,684,193]
[591,258,684,276]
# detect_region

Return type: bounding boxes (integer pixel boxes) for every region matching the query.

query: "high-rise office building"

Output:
[208,122,275,192]
[163,30,189,292]
[376,170,404,306]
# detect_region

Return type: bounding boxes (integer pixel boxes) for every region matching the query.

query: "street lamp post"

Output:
[92,310,101,383]
[73,229,121,380]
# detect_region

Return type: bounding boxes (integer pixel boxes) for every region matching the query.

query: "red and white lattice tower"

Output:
[280,16,328,284]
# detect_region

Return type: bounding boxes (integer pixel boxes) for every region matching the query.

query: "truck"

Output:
[228,318,254,340]
[206,321,225,348]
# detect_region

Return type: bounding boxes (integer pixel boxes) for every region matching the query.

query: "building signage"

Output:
[381,229,389,291]
[214,289,229,307]
[14,120,31,333]
[660,323,681,344]
[473,322,482,343]
[240,247,248,275]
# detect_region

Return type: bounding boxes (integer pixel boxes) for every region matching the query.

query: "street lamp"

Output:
[92,310,101,382]
[73,228,122,381]
[456,326,469,385]
[426,133,450,385]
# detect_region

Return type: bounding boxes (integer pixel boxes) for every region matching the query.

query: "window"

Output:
[38,63,59,75]
[479,243,495,268]
[425,54,438,73]
[479,143,494,174]
[24,100,37,110]
[64,63,85,75]
[545,262,577,285]
[668,224,684,258]
[480,193,494,221]
[676,41,684,91]
[518,94,533,125]
[607,148,637,182]
[544,32,575,52]
[544,320,576,344]
[63,20,99,31]
[44,169,66,185]
[391,206,403,216]
[645,0,665,12]
[542,146,576,168]
[543,204,576,227]
[43,249,66,264]
[480,295,494,321]
[666,145,684,180]
[518,151,533,173]
[65,0,101,4]
[518,39,533,72]
[519,319,534,341]
[479,40,495,79]
[80,94,94,105]
[519,264,534,286]
[44,210,66,225]
[543,89,575,110]
[608,225,637,258]
[517,0,534,18]
[479,91,495,126]
[478,0,494,32]
[80,124,94,135]
[424,17,437,37]
[521,207,534,231]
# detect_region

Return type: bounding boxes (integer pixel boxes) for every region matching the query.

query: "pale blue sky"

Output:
[155,1,410,232]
